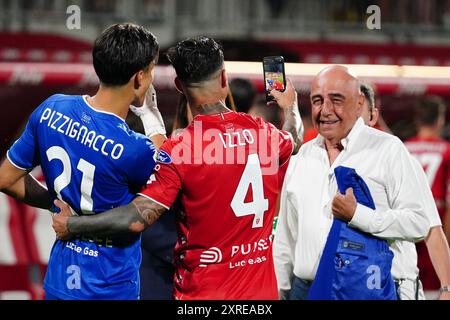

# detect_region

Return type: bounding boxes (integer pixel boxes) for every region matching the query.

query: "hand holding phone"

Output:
[263,56,286,102]
[269,78,297,110]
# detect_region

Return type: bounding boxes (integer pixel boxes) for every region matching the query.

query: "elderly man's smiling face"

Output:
[310,65,363,145]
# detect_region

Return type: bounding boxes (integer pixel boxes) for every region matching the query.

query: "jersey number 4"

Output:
[47,146,95,213]
[231,154,269,228]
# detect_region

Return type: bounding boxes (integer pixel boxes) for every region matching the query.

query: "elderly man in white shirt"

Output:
[274,65,431,300]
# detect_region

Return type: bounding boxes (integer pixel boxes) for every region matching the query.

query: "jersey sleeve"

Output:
[7,104,44,170]
[126,137,158,191]
[138,140,182,209]
[255,117,293,166]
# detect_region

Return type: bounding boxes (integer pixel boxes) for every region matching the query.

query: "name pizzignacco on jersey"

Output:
[39,107,124,160]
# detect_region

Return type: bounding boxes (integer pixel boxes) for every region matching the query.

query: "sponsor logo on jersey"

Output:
[199,247,222,267]
[197,237,273,269]
[157,150,172,164]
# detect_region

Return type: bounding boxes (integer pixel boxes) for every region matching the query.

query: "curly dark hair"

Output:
[166,36,224,85]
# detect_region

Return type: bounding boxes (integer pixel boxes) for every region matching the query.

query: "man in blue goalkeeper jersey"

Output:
[0,23,166,299]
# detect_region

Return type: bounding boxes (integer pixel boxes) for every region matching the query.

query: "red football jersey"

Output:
[140,112,293,300]
[405,136,450,290]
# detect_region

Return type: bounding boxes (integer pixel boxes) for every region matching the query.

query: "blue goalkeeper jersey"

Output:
[7,94,157,299]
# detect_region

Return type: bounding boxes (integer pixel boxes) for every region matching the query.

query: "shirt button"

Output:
[345,260,350,265]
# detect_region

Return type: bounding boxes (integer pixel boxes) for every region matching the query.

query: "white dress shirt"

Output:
[274,118,432,293]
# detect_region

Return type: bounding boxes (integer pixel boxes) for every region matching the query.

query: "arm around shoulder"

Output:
[54,195,167,239]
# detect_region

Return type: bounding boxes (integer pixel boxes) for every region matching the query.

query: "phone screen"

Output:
[263,56,286,101]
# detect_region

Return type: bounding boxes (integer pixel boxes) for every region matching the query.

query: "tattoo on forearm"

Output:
[67,197,166,236]
[283,105,303,154]
[130,197,165,232]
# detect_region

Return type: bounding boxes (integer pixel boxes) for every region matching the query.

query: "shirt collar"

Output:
[313,117,365,151]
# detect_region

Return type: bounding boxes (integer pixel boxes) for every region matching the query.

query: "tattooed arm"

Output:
[52,196,166,240]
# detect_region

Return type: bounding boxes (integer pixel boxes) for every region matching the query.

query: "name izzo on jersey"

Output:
[218,129,254,148]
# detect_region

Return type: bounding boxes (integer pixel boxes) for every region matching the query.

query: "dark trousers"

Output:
[289,277,312,300]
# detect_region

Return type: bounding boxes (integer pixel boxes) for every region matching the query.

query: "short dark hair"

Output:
[166,36,224,85]
[416,96,446,126]
[228,78,256,113]
[93,23,159,86]
[360,83,375,111]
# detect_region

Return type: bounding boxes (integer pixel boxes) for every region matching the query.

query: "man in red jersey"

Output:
[51,36,303,300]
[405,96,450,299]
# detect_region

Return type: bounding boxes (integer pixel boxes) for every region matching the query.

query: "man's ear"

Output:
[174,77,184,94]
[133,70,144,90]
[356,93,364,113]
[220,69,227,88]
[370,108,380,126]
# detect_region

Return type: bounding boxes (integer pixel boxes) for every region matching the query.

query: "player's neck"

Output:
[87,86,133,120]
[417,126,440,139]
[189,99,230,117]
